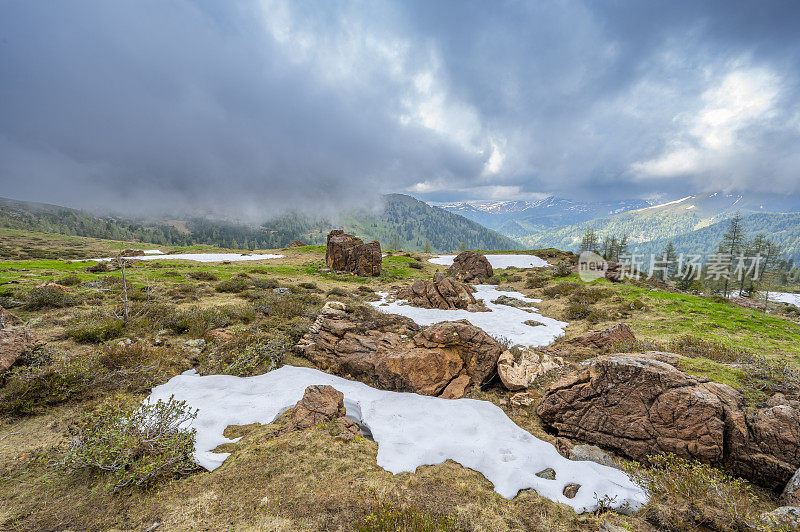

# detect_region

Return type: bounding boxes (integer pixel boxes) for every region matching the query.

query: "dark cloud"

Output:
[1,0,799,218]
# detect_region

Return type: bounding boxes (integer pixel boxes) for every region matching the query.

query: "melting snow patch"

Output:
[143,249,164,255]
[91,253,284,263]
[146,366,647,513]
[370,284,567,347]
[429,254,548,269]
[767,292,800,306]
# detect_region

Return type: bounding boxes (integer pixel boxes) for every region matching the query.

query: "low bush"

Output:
[25,285,80,310]
[0,356,98,416]
[200,329,292,376]
[569,286,611,304]
[626,454,764,531]
[252,277,279,290]
[327,287,349,297]
[56,274,82,286]
[553,261,572,277]
[62,397,198,488]
[408,261,423,270]
[355,501,460,532]
[188,271,219,282]
[68,312,125,343]
[541,282,581,298]
[215,277,251,293]
[162,306,232,337]
[298,281,319,290]
[564,300,606,324]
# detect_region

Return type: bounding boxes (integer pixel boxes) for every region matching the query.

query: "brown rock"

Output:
[497,347,563,390]
[325,230,381,277]
[570,323,635,349]
[1,327,39,373]
[120,249,146,256]
[563,483,581,498]
[604,261,623,282]
[0,307,23,329]
[446,251,493,282]
[440,374,472,399]
[206,328,233,341]
[288,241,308,247]
[85,261,109,273]
[34,282,71,291]
[396,273,486,312]
[274,385,362,438]
[536,353,800,490]
[510,392,538,407]
[298,315,502,397]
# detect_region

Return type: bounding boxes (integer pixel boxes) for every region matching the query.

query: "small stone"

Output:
[321,301,347,317]
[333,432,355,442]
[535,468,556,480]
[563,483,581,499]
[510,392,537,407]
[569,444,619,469]
[273,287,291,295]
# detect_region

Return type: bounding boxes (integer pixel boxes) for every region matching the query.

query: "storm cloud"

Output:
[1,0,799,217]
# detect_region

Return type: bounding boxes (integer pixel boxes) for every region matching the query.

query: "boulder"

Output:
[761,506,800,529]
[396,273,486,312]
[297,315,502,398]
[569,444,619,469]
[120,249,146,256]
[34,282,71,291]
[85,262,109,273]
[604,261,623,282]
[288,241,307,247]
[537,353,800,490]
[569,323,635,349]
[497,347,563,390]
[274,385,361,438]
[782,467,800,506]
[446,251,493,282]
[0,306,24,329]
[325,230,381,277]
[1,326,39,373]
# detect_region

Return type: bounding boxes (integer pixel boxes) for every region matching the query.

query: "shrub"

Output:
[357,285,374,293]
[161,306,231,337]
[626,454,764,531]
[62,397,198,488]
[252,277,279,289]
[408,261,423,270]
[553,261,572,278]
[327,287,349,297]
[298,281,319,290]
[0,356,98,416]
[564,301,606,324]
[569,286,611,304]
[200,330,291,376]
[541,282,581,298]
[188,271,219,282]
[25,285,80,310]
[68,312,125,343]
[215,277,250,293]
[56,274,82,286]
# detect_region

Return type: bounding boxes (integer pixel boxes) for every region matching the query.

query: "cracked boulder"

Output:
[569,323,635,349]
[497,347,563,391]
[1,326,39,374]
[297,312,502,398]
[536,353,800,490]
[446,251,493,282]
[396,273,486,312]
[271,385,362,439]
[325,230,381,277]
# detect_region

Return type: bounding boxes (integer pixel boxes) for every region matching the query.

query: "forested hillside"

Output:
[0,194,516,253]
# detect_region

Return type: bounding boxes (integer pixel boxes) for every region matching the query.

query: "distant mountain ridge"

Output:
[0,194,517,254]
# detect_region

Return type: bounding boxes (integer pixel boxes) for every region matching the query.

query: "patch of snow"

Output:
[637,195,693,211]
[90,253,284,263]
[428,254,549,269]
[143,250,164,255]
[370,285,567,347]
[767,292,800,306]
[145,365,647,513]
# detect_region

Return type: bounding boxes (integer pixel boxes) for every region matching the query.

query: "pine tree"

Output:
[718,212,744,296]
[662,242,677,281]
[423,240,432,254]
[580,229,598,254]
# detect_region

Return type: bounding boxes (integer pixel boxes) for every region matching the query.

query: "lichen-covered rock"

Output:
[570,323,635,349]
[569,444,619,470]
[0,306,23,329]
[446,251,493,282]
[761,506,800,529]
[396,273,485,312]
[782,467,800,506]
[536,353,800,490]
[497,347,563,390]
[325,230,381,276]
[275,385,362,438]
[297,314,501,398]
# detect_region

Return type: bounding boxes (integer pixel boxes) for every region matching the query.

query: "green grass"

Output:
[675,358,748,389]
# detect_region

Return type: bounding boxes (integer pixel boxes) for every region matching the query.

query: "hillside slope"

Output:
[0,194,516,253]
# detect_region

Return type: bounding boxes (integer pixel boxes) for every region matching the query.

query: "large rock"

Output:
[0,326,39,373]
[274,385,361,438]
[569,323,635,349]
[288,241,307,247]
[446,251,493,282]
[536,353,800,490]
[782,467,800,505]
[604,261,623,282]
[0,306,23,329]
[325,230,381,277]
[396,273,485,312]
[497,347,563,390]
[297,314,502,398]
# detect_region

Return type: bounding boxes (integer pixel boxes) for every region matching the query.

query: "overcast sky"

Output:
[1,0,800,218]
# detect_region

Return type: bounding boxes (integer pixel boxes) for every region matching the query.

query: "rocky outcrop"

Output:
[497,347,563,390]
[0,306,23,329]
[288,241,307,247]
[446,251,493,282]
[536,353,800,490]
[569,323,635,349]
[120,249,146,256]
[1,326,39,373]
[297,313,503,398]
[396,273,486,312]
[782,467,800,506]
[272,385,361,439]
[325,230,381,277]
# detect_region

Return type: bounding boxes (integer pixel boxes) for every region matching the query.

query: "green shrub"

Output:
[541,282,580,298]
[188,271,219,282]
[564,300,606,324]
[553,261,572,278]
[569,286,611,304]
[252,277,279,290]
[56,274,82,286]
[0,356,98,416]
[327,287,349,297]
[62,397,198,488]
[162,306,231,337]
[68,312,125,343]
[626,454,764,531]
[408,261,423,270]
[298,282,319,290]
[200,330,291,376]
[215,277,250,293]
[25,285,80,310]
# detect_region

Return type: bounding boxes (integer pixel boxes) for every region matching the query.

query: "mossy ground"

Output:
[1,239,797,530]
